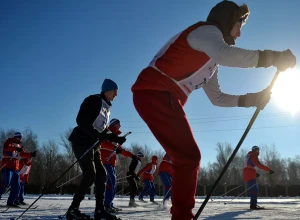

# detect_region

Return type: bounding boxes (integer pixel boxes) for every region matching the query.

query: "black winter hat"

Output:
[207,0,250,45]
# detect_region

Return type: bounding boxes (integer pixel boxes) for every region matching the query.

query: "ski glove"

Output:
[135,175,140,181]
[131,155,138,160]
[238,86,271,110]
[31,150,37,157]
[269,169,275,175]
[107,133,126,145]
[116,147,123,154]
[16,147,23,152]
[272,50,296,71]
[257,49,296,71]
[256,173,260,178]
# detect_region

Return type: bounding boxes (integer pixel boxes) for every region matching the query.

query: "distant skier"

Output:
[100,118,136,213]
[243,146,274,209]
[138,155,158,203]
[126,152,144,207]
[158,153,173,206]
[0,132,35,207]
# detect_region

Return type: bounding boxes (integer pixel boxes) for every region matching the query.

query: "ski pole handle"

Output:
[123,131,132,137]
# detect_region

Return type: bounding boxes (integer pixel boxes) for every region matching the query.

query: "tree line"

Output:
[1,127,300,195]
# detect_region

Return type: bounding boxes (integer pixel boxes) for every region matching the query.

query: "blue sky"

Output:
[1,0,300,166]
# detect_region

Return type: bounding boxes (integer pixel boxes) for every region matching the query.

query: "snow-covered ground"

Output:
[1,194,300,220]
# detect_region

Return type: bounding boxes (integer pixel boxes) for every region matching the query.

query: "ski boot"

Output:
[94,209,121,220]
[129,198,139,207]
[111,205,122,211]
[66,208,91,219]
[105,205,118,213]
[150,199,159,205]
[250,204,265,210]
[138,197,147,203]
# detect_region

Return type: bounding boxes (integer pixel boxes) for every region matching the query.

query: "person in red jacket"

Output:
[0,132,36,207]
[100,118,136,213]
[158,153,173,205]
[243,146,274,209]
[131,1,296,219]
[17,157,33,205]
[137,155,158,203]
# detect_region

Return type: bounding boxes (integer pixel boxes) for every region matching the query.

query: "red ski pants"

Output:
[133,90,201,220]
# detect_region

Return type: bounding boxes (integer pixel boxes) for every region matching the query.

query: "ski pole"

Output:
[210,185,242,202]
[117,174,132,181]
[193,70,281,219]
[224,183,257,205]
[16,139,100,220]
[0,158,13,171]
[56,172,82,188]
[116,170,123,177]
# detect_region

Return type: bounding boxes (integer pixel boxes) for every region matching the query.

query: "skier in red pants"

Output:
[131,1,296,219]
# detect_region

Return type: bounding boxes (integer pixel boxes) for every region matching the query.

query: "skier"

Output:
[137,155,158,203]
[131,0,296,219]
[244,146,274,210]
[18,157,33,205]
[0,132,36,207]
[158,153,173,206]
[126,151,144,207]
[67,79,125,220]
[100,118,136,213]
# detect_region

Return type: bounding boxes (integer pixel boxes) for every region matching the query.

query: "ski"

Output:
[0,204,38,210]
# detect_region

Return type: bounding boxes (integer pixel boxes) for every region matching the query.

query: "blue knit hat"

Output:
[14,132,23,139]
[252,146,259,151]
[109,118,120,127]
[101,79,118,93]
[137,152,144,157]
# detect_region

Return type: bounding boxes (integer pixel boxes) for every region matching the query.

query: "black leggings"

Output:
[71,144,107,210]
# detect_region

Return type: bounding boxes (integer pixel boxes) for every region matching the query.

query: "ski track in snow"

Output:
[1,195,300,219]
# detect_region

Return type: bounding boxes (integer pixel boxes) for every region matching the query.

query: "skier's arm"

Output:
[137,163,152,176]
[119,147,134,158]
[187,25,261,68]
[3,140,18,152]
[76,96,100,140]
[203,70,240,107]
[252,152,271,172]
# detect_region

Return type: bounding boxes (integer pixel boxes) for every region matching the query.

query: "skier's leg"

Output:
[160,172,172,200]
[133,90,200,220]
[0,169,12,199]
[70,144,96,209]
[103,164,114,208]
[126,175,137,200]
[7,170,20,205]
[247,179,258,206]
[19,182,25,203]
[149,181,156,201]
[139,180,151,200]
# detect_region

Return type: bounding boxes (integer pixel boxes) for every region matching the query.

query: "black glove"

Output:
[31,150,37,157]
[256,173,260,178]
[257,49,296,71]
[115,147,123,155]
[269,169,275,175]
[238,86,271,110]
[135,175,140,181]
[16,147,23,152]
[107,133,126,145]
[272,50,296,71]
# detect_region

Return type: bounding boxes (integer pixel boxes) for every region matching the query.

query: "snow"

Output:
[1,194,300,220]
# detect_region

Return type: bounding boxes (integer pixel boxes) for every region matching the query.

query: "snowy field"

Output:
[1,194,300,220]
